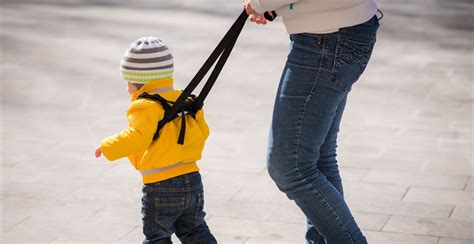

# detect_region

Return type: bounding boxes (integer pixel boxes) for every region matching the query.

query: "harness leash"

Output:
[139,9,275,144]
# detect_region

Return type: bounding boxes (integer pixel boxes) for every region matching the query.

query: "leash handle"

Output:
[264,11,277,21]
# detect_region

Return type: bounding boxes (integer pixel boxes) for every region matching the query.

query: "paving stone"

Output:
[339,167,370,182]
[346,197,454,219]
[231,183,296,207]
[223,172,292,206]
[3,155,111,190]
[344,182,409,201]
[421,151,472,177]
[267,203,389,231]
[117,226,143,242]
[397,128,469,141]
[201,171,271,202]
[353,212,391,231]
[424,159,472,177]
[87,205,141,226]
[54,220,136,242]
[1,137,58,166]
[3,215,135,242]
[362,170,469,190]
[379,149,471,176]
[438,136,472,149]
[212,234,248,244]
[52,242,137,244]
[438,237,474,244]
[364,230,439,244]
[2,197,33,232]
[2,197,102,235]
[81,163,143,192]
[338,143,386,158]
[207,216,305,242]
[465,177,473,191]
[383,215,473,240]
[206,200,279,221]
[449,120,472,134]
[66,187,141,209]
[200,131,268,174]
[450,205,474,222]
[3,182,75,201]
[385,135,442,151]
[403,187,472,206]
[201,154,266,175]
[340,122,401,139]
[365,116,452,133]
[203,170,273,188]
[339,154,427,172]
[245,239,300,244]
[183,234,248,243]
[265,204,305,223]
[3,242,52,244]
[176,233,246,243]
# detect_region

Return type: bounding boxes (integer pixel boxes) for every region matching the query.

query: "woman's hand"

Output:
[244,0,269,25]
[95,146,103,158]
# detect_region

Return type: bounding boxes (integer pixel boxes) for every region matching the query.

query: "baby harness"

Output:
[138,10,276,145]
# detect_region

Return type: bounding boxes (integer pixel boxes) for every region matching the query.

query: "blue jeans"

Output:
[267,16,379,244]
[141,172,217,244]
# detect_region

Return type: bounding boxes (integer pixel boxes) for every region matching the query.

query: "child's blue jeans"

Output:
[141,172,216,244]
[267,16,380,244]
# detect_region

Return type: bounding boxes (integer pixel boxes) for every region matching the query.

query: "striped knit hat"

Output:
[120,37,174,84]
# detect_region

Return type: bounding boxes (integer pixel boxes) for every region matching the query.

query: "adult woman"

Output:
[244,1,381,243]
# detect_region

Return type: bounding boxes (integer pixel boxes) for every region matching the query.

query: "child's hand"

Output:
[95,146,103,158]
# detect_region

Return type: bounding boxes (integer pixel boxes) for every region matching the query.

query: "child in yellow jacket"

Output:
[95,37,217,243]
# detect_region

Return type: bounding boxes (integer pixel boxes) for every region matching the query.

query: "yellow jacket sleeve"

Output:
[195,109,210,140]
[101,100,163,161]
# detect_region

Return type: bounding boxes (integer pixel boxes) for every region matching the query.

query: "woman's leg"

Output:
[267,16,378,244]
[317,95,347,196]
[306,96,348,244]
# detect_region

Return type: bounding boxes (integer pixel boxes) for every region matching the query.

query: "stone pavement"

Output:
[1,0,472,243]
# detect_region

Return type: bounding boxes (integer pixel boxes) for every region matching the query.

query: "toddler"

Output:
[95,36,216,244]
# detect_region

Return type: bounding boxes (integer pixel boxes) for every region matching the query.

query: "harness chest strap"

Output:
[138,92,197,144]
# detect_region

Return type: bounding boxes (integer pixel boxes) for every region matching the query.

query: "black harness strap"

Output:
[193,10,247,108]
[138,93,173,111]
[166,10,249,118]
[138,10,274,144]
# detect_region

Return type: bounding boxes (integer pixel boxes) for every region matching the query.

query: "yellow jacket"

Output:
[101,78,210,184]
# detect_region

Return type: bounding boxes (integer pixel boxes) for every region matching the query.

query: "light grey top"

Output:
[249,0,378,34]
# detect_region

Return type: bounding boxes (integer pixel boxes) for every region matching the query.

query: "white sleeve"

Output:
[249,0,299,14]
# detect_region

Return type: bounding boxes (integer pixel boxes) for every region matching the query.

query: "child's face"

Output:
[127,83,138,95]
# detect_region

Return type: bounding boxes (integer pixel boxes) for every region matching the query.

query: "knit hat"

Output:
[120,37,174,84]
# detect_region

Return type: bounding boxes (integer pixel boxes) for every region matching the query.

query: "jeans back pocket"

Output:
[155,197,185,229]
[329,32,376,92]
